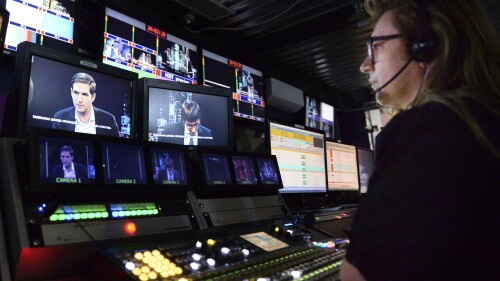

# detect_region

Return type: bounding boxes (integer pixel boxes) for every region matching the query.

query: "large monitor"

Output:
[269,121,327,194]
[0,5,9,55]
[202,49,265,123]
[4,0,74,53]
[15,42,137,138]
[103,7,198,84]
[305,96,334,138]
[356,147,374,194]
[139,78,233,148]
[325,140,359,191]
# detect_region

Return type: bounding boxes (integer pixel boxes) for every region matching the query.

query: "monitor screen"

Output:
[16,42,137,138]
[101,142,147,185]
[38,136,96,185]
[357,147,374,194]
[305,96,320,130]
[103,7,198,84]
[201,153,233,185]
[231,155,258,185]
[305,96,334,139]
[325,141,359,191]
[202,49,265,123]
[320,102,334,139]
[150,147,188,186]
[269,121,327,193]
[0,5,9,55]
[141,78,232,148]
[4,0,74,53]
[255,157,281,185]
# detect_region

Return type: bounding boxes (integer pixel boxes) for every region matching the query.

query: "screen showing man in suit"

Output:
[147,88,229,147]
[151,148,188,185]
[52,72,120,137]
[51,145,89,183]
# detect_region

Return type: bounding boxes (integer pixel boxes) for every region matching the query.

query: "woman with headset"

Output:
[340,0,500,280]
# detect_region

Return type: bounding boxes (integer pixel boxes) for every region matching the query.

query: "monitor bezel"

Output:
[15,42,138,139]
[267,119,328,195]
[139,77,234,150]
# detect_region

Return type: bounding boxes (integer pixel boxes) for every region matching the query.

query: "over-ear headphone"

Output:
[410,0,437,62]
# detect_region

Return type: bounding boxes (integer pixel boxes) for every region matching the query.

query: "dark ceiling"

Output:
[110,0,499,108]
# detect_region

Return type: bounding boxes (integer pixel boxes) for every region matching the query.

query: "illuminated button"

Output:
[195,241,202,248]
[192,253,201,261]
[291,270,302,278]
[207,258,216,266]
[144,251,152,258]
[160,271,170,278]
[152,249,161,256]
[141,266,150,273]
[125,262,135,270]
[139,273,148,281]
[190,262,200,270]
[221,247,230,254]
[147,271,157,280]
[207,239,216,246]
[242,249,250,256]
[275,227,280,233]
[132,268,142,276]
[174,267,183,275]
[135,252,144,260]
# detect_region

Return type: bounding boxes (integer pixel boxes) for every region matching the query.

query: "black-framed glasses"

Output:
[367,34,402,64]
[185,121,200,129]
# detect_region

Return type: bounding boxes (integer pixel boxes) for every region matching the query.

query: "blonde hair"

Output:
[365,0,500,158]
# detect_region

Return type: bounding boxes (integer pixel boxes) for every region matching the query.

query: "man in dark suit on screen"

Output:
[157,157,181,181]
[52,72,120,137]
[52,145,88,182]
[163,100,214,146]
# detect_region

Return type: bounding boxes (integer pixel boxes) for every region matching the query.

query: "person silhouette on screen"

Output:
[240,75,259,103]
[157,157,181,181]
[51,145,88,182]
[164,100,215,146]
[52,73,120,137]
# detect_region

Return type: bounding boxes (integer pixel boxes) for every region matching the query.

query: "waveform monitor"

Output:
[269,121,327,193]
[325,141,359,191]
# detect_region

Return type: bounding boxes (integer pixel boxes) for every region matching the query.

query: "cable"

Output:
[183,0,303,33]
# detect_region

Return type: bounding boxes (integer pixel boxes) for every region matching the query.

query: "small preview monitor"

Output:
[201,153,233,186]
[231,155,258,185]
[38,136,96,185]
[269,121,327,194]
[150,147,188,186]
[305,96,320,130]
[141,78,233,148]
[325,141,359,191]
[16,42,137,138]
[320,102,334,139]
[255,156,281,186]
[202,49,265,122]
[356,147,374,194]
[4,0,74,53]
[103,7,198,84]
[101,142,147,185]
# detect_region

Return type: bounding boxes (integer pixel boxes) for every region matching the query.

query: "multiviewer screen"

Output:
[269,122,326,193]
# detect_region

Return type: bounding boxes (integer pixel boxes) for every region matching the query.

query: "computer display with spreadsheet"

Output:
[325,141,359,191]
[269,121,327,194]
